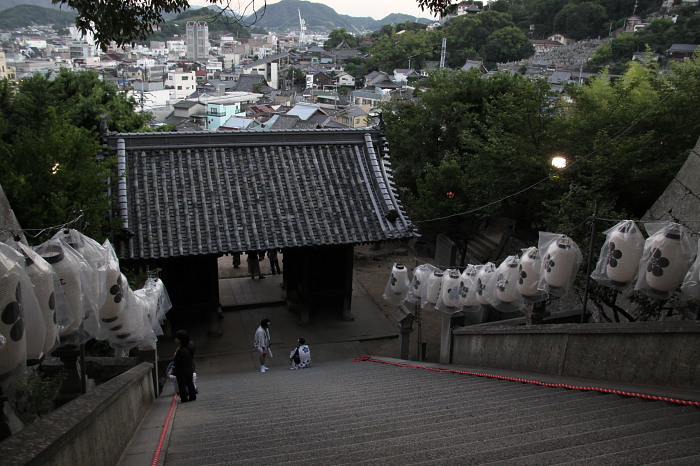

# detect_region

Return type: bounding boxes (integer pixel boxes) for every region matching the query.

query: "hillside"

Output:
[246,0,431,32]
[0,4,75,29]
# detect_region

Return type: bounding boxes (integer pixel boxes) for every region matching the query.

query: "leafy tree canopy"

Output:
[325,29,359,50]
[0,70,149,241]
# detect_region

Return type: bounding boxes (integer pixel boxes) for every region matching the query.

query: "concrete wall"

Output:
[451,322,700,389]
[0,363,155,466]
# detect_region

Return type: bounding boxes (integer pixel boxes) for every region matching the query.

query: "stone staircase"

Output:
[164,359,700,465]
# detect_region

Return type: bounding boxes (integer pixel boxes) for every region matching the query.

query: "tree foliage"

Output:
[0,70,149,242]
[381,55,700,264]
[325,28,358,50]
[553,2,608,40]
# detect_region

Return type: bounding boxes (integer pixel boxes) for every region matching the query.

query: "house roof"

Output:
[286,103,326,120]
[108,129,414,259]
[233,74,274,93]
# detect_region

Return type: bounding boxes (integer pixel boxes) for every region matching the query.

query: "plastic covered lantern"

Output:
[423,269,444,309]
[476,263,496,305]
[436,269,461,312]
[13,242,61,356]
[407,264,438,305]
[458,265,481,310]
[635,222,696,299]
[681,239,700,300]
[383,263,410,305]
[591,220,645,291]
[0,244,46,363]
[0,248,27,380]
[538,233,583,298]
[34,238,93,341]
[488,256,524,312]
[517,247,546,302]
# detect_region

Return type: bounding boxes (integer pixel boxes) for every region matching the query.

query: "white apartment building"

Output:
[167,40,186,57]
[186,22,210,61]
[166,70,197,101]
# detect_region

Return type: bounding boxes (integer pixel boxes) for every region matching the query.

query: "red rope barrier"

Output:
[152,394,178,466]
[354,356,700,407]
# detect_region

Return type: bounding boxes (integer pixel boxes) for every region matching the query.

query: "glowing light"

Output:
[51,162,60,174]
[446,192,455,199]
[551,156,567,169]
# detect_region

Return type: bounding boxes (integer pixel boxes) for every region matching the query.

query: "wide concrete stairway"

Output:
[165,359,700,465]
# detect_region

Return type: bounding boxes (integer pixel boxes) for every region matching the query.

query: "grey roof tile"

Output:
[108,130,415,259]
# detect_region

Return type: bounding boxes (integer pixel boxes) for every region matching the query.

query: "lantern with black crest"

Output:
[383,263,410,305]
[635,222,696,299]
[591,220,645,292]
[537,233,583,298]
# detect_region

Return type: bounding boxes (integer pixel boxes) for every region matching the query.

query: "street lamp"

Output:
[551,156,567,169]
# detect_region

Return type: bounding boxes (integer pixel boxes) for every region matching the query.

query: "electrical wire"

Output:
[413,85,675,225]
[0,211,84,240]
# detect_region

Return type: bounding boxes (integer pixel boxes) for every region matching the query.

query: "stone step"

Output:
[163,360,700,466]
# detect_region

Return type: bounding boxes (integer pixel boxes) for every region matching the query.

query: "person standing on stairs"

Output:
[254,318,272,372]
[173,330,197,402]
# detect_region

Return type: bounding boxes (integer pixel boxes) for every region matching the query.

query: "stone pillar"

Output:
[52,346,83,406]
[439,313,452,364]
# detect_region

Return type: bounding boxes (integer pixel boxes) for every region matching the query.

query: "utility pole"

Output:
[439,38,446,69]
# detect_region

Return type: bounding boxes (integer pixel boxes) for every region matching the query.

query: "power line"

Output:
[413,87,675,225]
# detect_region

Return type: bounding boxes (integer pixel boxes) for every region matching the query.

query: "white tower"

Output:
[298,9,307,45]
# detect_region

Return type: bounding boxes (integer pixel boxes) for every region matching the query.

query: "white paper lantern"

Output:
[16,244,60,356]
[100,272,129,342]
[459,265,479,307]
[605,222,644,286]
[544,236,577,289]
[426,270,443,305]
[390,264,409,297]
[476,263,495,305]
[412,265,433,298]
[39,241,83,337]
[645,227,692,293]
[0,251,26,377]
[517,247,541,297]
[441,270,461,308]
[496,256,521,303]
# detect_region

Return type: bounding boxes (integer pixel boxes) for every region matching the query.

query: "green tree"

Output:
[481,27,534,63]
[553,2,608,40]
[325,28,358,50]
[0,70,148,241]
[367,29,440,73]
[442,10,515,67]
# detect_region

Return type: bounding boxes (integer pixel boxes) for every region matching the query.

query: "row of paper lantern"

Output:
[0,229,172,384]
[383,231,584,314]
[383,222,700,313]
[592,221,699,299]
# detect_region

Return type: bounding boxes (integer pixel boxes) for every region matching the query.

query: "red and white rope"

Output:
[354,355,700,407]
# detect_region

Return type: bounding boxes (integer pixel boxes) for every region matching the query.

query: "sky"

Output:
[189,0,437,21]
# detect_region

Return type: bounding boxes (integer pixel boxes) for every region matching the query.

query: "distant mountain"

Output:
[0,5,75,29]
[0,0,58,10]
[246,0,432,32]
[0,0,432,34]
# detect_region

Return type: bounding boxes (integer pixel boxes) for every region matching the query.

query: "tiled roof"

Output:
[108,130,415,260]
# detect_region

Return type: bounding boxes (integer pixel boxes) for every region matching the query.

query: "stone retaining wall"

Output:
[0,363,155,466]
[451,322,700,389]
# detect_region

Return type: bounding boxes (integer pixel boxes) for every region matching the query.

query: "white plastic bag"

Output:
[476,262,496,306]
[486,256,524,312]
[537,233,583,298]
[681,239,700,300]
[635,222,697,299]
[406,263,438,305]
[383,263,410,305]
[458,264,481,312]
[517,247,547,303]
[591,220,645,292]
[436,269,461,313]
